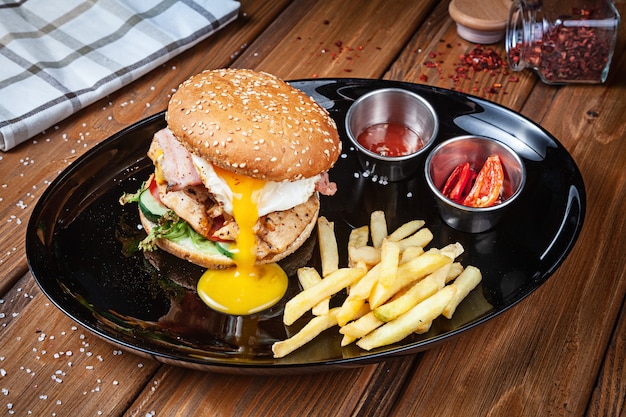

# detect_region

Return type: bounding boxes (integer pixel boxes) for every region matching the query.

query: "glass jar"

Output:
[506,0,620,84]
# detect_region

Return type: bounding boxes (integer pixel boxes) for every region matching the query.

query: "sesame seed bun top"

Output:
[165,69,342,182]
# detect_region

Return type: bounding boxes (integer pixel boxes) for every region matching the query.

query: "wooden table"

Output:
[1,0,625,415]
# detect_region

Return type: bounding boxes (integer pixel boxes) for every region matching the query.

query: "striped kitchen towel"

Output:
[0,0,239,151]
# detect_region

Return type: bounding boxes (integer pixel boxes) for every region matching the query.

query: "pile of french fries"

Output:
[272,211,482,358]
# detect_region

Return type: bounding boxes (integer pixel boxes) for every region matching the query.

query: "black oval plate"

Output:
[26,79,585,374]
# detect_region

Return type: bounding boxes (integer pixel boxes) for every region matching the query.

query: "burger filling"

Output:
[122,128,335,261]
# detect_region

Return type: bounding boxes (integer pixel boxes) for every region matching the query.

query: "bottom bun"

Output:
[138,194,320,269]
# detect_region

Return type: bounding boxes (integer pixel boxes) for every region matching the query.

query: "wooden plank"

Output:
[232,0,439,79]
[123,359,410,416]
[521,64,626,416]
[350,357,419,417]
[0,0,292,296]
[0,274,161,416]
[586,297,626,417]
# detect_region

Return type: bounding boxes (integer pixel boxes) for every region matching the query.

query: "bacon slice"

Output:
[154,128,202,191]
[316,171,337,196]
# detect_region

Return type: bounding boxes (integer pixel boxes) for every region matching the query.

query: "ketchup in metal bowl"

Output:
[357,121,424,157]
[345,88,438,181]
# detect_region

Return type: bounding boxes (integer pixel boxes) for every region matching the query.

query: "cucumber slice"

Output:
[138,189,168,222]
[138,187,236,260]
[187,226,235,258]
[215,241,237,259]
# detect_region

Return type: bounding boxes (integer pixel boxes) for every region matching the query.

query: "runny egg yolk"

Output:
[197,166,288,315]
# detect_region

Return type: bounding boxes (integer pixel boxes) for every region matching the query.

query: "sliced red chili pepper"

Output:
[462,155,504,208]
[463,169,477,197]
[441,162,472,204]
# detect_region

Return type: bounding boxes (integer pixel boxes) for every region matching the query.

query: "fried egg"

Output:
[192,154,318,217]
[196,161,289,315]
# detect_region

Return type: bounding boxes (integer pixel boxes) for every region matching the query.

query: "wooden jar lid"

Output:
[449,0,513,44]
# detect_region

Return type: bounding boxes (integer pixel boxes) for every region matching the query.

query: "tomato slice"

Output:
[462,155,504,208]
[148,175,162,203]
[441,162,473,204]
[208,215,236,243]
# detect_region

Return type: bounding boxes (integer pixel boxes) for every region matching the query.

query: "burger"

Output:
[122,69,341,270]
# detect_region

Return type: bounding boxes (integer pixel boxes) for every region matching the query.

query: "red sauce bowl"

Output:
[345,88,439,182]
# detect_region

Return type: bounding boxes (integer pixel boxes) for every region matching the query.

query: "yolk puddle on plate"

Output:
[197,166,288,315]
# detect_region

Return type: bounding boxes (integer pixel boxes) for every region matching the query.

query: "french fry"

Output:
[283,267,366,326]
[348,245,381,266]
[297,267,322,288]
[336,300,371,328]
[344,263,381,300]
[341,334,357,347]
[396,228,433,251]
[348,225,369,249]
[339,311,384,339]
[272,308,340,358]
[357,285,457,351]
[336,297,365,327]
[399,246,424,264]
[439,242,465,260]
[369,252,452,309]
[297,267,329,316]
[414,321,432,334]
[446,262,464,283]
[370,211,388,249]
[312,301,330,316]
[373,264,450,322]
[317,217,339,277]
[387,219,425,242]
[442,265,482,319]
[337,300,372,346]
[377,239,400,287]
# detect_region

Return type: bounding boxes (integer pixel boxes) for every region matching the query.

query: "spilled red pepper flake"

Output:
[419,42,517,97]
[459,46,504,71]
